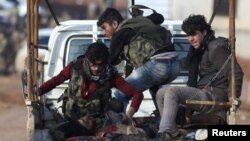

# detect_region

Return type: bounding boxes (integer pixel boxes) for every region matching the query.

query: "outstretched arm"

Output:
[38,63,73,95]
[112,74,143,118]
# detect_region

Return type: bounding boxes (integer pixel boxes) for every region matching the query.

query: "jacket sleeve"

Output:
[109,28,136,65]
[111,74,143,110]
[233,62,244,98]
[209,39,244,98]
[38,63,73,95]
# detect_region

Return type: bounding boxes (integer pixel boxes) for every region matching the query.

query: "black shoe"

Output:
[151,109,160,118]
[156,132,173,141]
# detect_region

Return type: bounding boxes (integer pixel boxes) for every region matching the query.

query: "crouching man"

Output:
[37,42,143,140]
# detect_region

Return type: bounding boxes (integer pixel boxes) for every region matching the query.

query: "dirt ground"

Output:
[0,74,250,141]
[0,74,27,141]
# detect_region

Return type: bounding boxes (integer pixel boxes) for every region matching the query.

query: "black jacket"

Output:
[196,37,243,101]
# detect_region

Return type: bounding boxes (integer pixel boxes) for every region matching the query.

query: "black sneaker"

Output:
[151,109,160,118]
[156,130,183,141]
[156,132,173,141]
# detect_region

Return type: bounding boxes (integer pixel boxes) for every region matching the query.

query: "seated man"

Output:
[37,42,143,140]
[155,14,243,140]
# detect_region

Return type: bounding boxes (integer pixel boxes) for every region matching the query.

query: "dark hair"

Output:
[97,8,123,27]
[85,42,109,64]
[182,14,212,35]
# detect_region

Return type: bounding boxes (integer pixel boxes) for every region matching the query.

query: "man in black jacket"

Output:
[155,14,244,140]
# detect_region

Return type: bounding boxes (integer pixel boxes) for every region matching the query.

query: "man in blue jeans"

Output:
[97,8,180,111]
[156,14,243,140]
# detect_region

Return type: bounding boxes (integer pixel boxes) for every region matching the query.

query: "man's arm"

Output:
[209,39,244,98]
[112,74,143,118]
[225,60,244,99]
[109,28,136,65]
[38,63,73,95]
[233,63,244,98]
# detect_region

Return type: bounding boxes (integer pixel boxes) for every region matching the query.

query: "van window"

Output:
[173,37,189,75]
[103,39,111,47]
[67,38,92,64]
[65,36,111,66]
[98,35,111,47]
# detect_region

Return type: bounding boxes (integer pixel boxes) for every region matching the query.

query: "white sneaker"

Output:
[195,129,208,140]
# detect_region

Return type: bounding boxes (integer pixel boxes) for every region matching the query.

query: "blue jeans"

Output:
[113,57,180,109]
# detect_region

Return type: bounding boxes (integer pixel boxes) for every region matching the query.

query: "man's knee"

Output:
[156,87,166,101]
[156,86,177,99]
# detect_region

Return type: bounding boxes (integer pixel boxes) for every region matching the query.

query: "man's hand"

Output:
[127,117,136,127]
[78,115,96,130]
[33,85,41,96]
[126,107,137,126]
[228,97,241,108]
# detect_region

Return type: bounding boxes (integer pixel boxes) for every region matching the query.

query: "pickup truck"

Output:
[22,20,190,141]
